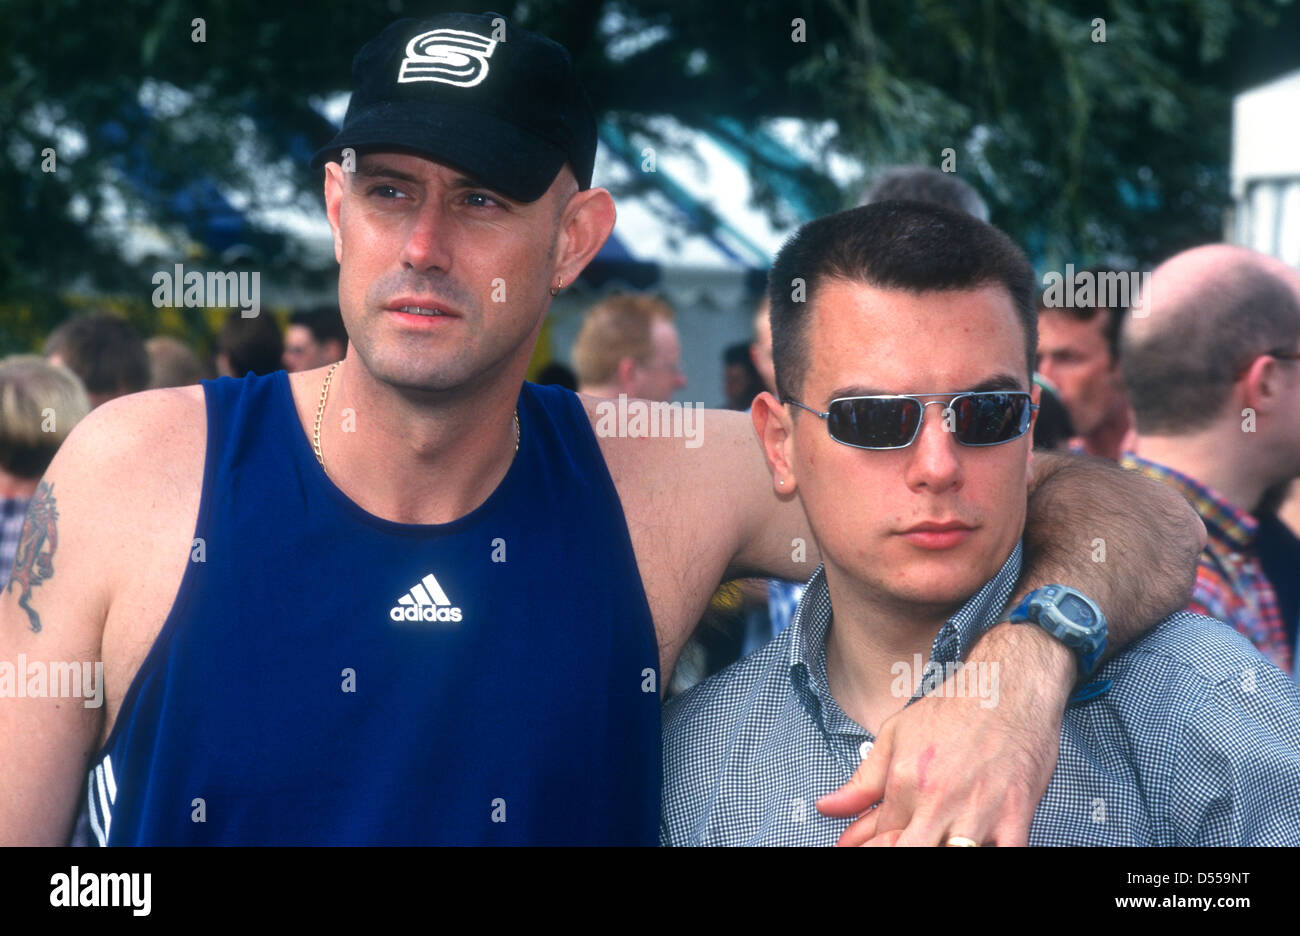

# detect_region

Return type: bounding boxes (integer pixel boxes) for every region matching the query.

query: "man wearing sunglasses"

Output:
[660,202,1300,846]
[0,14,1209,847]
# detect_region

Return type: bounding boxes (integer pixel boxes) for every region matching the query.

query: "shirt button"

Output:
[859,740,874,760]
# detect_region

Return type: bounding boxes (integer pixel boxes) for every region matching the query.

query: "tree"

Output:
[1,0,1294,352]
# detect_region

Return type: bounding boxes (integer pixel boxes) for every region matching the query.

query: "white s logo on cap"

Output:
[398,28,498,87]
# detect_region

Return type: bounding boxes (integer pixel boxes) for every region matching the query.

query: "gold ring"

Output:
[944,836,980,847]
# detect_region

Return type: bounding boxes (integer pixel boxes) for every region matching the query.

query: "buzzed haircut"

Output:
[570,293,675,387]
[289,306,348,347]
[859,166,990,222]
[43,313,150,397]
[767,201,1037,398]
[0,355,91,478]
[1037,267,1127,361]
[1121,265,1300,435]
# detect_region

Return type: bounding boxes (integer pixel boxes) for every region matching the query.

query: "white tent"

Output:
[546,116,803,406]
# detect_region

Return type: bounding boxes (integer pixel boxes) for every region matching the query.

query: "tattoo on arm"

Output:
[6,481,58,633]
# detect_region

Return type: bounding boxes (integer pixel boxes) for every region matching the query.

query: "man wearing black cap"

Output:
[0,12,1206,846]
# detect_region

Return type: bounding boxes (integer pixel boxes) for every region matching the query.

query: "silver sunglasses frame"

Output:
[782,391,1040,450]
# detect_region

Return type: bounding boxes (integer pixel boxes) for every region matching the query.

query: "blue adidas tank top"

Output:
[82,372,661,845]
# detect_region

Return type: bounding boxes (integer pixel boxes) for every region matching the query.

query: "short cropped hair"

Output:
[859,166,990,222]
[0,355,91,478]
[768,201,1036,398]
[570,293,675,387]
[43,313,150,397]
[1121,265,1300,435]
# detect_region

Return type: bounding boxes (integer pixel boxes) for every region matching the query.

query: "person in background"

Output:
[44,314,149,408]
[1277,480,1300,537]
[571,293,685,402]
[723,342,763,411]
[1259,479,1300,669]
[0,356,90,586]
[1030,374,1075,452]
[146,336,208,389]
[1121,244,1300,677]
[750,296,777,401]
[1251,257,1300,670]
[215,311,285,378]
[283,307,347,373]
[859,165,990,221]
[1037,268,1133,459]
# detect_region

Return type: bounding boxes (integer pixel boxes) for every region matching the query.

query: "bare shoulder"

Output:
[68,384,207,470]
[577,393,758,494]
[0,385,209,844]
[34,384,209,613]
[578,394,774,666]
[578,394,762,544]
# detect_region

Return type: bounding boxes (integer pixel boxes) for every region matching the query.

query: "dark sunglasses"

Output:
[782,391,1039,450]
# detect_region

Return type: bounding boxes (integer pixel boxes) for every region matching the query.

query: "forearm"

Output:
[964,452,1203,704]
[1015,452,1203,657]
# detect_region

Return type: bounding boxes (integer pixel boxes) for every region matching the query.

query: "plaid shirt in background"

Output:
[1121,453,1294,676]
[0,497,30,590]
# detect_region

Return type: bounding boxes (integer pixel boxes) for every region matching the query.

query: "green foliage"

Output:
[1,0,1293,353]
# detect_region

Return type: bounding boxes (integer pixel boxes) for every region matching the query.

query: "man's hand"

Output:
[817,624,1071,846]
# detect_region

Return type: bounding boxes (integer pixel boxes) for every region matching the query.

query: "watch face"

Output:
[1057,593,1096,628]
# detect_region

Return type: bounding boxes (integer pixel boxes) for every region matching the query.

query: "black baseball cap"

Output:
[310,12,597,203]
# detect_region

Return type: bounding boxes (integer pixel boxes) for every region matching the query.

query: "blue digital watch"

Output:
[1006,585,1108,681]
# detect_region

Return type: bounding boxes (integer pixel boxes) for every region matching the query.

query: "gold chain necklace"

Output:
[311,361,519,475]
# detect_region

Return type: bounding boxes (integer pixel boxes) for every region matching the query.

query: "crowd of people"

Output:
[567,167,1300,696]
[5,163,1298,705]
[3,11,1297,849]
[0,307,348,585]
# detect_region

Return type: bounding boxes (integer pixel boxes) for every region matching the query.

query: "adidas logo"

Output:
[389,573,464,624]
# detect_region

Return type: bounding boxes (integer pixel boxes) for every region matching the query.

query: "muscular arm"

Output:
[1012,450,1204,659]
[0,411,115,845]
[0,388,201,845]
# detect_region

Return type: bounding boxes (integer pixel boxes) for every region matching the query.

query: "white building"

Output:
[1231,68,1300,267]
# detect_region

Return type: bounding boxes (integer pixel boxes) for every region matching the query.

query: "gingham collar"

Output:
[786,541,1025,717]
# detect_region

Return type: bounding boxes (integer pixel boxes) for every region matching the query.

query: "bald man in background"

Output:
[1121,245,1300,676]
